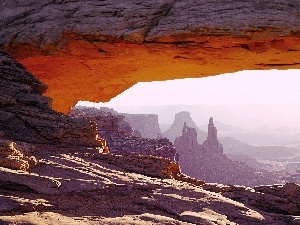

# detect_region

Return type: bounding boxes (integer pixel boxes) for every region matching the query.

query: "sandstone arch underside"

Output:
[1,0,300,113]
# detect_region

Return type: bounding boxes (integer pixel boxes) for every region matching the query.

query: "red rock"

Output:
[1,1,300,112]
[0,50,105,147]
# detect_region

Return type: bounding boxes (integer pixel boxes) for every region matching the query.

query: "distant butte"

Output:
[1,0,300,112]
[174,117,277,186]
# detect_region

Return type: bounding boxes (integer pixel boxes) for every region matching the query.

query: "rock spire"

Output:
[203,117,223,154]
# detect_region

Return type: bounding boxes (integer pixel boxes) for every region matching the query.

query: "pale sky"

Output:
[77,69,300,129]
[78,69,300,107]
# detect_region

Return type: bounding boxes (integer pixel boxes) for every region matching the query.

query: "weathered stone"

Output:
[0,140,36,171]
[93,153,180,179]
[0,50,103,147]
[203,183,300,216]
[0,144,298,224]
[1,1,300,112]
[0,167,61,195]
[0,196,20,213]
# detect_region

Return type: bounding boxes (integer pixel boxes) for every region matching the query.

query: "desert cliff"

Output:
[1,0,300,112]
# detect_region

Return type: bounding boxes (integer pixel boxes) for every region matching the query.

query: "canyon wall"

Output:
[71,106,162,139]
[0,50,99,147]
[70,106,177,161]
[1,0,300,112]
[121,113,161,139]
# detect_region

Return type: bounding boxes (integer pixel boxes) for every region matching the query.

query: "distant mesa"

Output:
[162,111,207,144]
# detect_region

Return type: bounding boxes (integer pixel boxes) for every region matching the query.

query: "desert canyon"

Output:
[0,1,300,224]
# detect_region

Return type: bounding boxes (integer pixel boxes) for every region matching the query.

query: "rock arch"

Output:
[1,0,300,113]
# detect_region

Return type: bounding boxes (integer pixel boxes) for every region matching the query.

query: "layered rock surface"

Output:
[1,0,300,112]
[0,52,299,224]
[1,2,300,224]
[0,49,100,147]
[203,182,300,216]
[0,143,300,224]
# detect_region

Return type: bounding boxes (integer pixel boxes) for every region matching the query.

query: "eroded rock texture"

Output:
[1,0,300,112]
[0,143,299,224]
[0,140,37,171]
[203,182,300,216]
[0,49,100,147]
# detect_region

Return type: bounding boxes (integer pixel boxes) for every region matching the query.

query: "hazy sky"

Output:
[76,69,300,129]
[78,69,300,107]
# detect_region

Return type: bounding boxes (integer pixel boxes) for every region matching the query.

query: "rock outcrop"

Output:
[0,53,298,223]
[71,106,162,139]
[174,117,277,186]
[0,140,37,171]
[0,49,101,147]
[202,117,224,154]
[70,106,178,161]
[93,153,180,180]
[0,143,299,224]
[163,111,207,143]
[1,1,300,112]
[203,182,300,216]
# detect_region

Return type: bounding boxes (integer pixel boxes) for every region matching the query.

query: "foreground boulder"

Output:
[0,140,37,171]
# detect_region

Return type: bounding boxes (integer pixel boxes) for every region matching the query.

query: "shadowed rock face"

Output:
[0,49,99,147]
[1,0,300,112]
